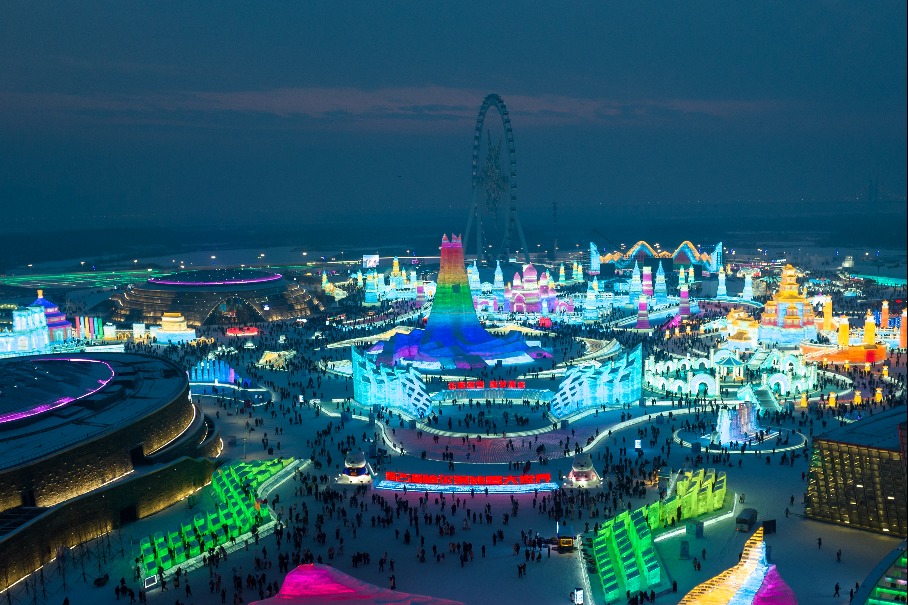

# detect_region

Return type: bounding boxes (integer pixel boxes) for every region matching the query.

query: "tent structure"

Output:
[250,564,464,605]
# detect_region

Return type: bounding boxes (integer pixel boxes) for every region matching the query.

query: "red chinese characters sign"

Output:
[447,380,526,390]
[385,472,551,485]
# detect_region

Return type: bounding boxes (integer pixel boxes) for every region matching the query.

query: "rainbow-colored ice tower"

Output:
[423,234,489,345]
[372,234,549,370]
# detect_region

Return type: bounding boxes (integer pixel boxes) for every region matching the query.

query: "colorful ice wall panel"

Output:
[549,344,642,418]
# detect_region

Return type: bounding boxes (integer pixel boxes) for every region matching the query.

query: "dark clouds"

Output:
[0,2,904,235]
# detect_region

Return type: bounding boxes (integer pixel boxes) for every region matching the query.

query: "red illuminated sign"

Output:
[447,380,525,390]
[226,326,259,337]
[385,471,551,486]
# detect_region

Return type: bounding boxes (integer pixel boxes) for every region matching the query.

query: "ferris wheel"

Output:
[463,94,530,265]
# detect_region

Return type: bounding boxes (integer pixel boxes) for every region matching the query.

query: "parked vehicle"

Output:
[736,508,758,531]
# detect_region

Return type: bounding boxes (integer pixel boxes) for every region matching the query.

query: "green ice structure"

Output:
[137,459,289,579]
[591,508,662,599]
[591,468,727,602]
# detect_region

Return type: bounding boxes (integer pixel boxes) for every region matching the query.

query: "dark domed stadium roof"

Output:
[147,269,281,287]
[0,357,115,425]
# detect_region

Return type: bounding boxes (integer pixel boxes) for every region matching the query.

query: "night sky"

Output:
[1,3,905,249]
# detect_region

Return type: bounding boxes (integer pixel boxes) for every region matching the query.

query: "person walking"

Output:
[834,583,840,597]
[836,549,842,562]
[817,537,822,548]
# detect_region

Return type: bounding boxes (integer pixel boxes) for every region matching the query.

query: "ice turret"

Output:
[837,316,850,348]
[863,310,876,345]
[717,266,727,298]
[742,274,754,301]
[583,282,598,321]
[467,260,481,292]
[629,261,642,299]
[364,270,379,305]
[654,261,668,304]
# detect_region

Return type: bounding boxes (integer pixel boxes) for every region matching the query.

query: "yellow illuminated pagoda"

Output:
[757,264,817,346]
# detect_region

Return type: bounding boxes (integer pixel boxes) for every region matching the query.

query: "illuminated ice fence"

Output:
[190,358,237,384]
[549,344,642,418]
[137,459,289,583]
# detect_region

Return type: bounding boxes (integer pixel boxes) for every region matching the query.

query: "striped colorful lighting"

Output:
[679,528,797,605]
[376,480,559,494]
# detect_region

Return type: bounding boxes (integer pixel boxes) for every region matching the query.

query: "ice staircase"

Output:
[591,508,662,601]
[746,349,771,371]
[753,386,781,413]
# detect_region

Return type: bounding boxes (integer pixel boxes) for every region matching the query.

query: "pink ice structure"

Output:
[250,564,464,605]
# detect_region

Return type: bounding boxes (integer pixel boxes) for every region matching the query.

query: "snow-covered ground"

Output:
[5,342,903,605]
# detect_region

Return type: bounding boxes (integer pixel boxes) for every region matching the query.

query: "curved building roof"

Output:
[0,357,115,424]
[0,353,188,470]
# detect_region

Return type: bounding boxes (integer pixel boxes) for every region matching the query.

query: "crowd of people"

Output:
[47,268,900,604]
